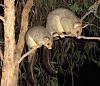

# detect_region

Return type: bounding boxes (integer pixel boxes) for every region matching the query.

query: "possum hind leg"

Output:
[27,49,37,84]
[26,34,37,48]
[53,15,65,38]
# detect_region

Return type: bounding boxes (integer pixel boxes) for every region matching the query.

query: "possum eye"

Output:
[62,32,71,35]
[47,43,50,45]
[62,32,66,34]
[52,32,57,35]
[76,31,79,34]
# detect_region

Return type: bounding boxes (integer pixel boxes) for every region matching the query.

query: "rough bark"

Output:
[1,0,16,86]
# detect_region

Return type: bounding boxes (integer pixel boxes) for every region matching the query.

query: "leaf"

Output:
[65,41,71,53]
[50,79,58,86]
[70,3,80,12]
[94,13,100,20]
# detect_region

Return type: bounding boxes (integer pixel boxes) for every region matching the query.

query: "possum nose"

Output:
[47,46,52,49]
[46,43,52,49]
[48,47,52,49]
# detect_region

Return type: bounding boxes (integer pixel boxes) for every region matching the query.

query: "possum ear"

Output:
[74,22,82,29]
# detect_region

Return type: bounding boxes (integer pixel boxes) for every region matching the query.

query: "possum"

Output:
[46,8,82,38]
[25,26,57,84]
[26,26,53,49]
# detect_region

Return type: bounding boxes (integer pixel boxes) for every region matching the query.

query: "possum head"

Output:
[43,36,53,49]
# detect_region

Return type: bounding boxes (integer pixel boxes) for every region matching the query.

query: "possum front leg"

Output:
[42,46,57,74]
[27,45,40,84]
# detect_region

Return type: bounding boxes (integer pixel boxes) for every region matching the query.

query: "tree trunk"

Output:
[1,0,16,86]
[1,0,33,86]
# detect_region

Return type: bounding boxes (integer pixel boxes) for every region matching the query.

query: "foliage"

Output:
[18,0,100,86]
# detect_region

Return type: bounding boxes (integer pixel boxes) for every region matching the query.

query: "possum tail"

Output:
[27,50,37,84]
[42,46,57,74]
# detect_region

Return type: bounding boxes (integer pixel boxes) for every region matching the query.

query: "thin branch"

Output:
[0,47,3,61]
[82,23,100,29]
[81,10,93,21]
[82,24,90,29]
[16,48,35,65]
[77,36,100,41]
[16,45,39,66]
[0,16,5,23]
[81,0,100,21]
[65,34,100,41]
[0,48,3,66]
[0,4,4,7]
[0,41,4,43]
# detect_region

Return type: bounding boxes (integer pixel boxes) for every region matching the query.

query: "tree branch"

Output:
[0,4,4,7]
[81,0,100,21]
[77,36,100,41]
[15,0,33,62]
[1,0,16,85]
[65,35,100,41]
[0,47,3,61]
[16,48,35,66]
[81,10,93,21]
[16,45,39,66]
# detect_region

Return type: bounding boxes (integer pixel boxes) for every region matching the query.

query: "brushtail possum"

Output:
[26,26,53,49]
[46,8,82,38]
[25,26,57,84]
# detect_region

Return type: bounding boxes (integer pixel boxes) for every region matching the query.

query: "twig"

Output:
[81,0,100,21]
[82,23,100,29]
[0,16,5,23]
[0,48,3,61]
[0,4,4,7]
[82,23,90,29]
[81,10,93,21]
[65,34,100,41]
[16,45,40,65]
[0,41,4,43]
[77,36,100,41]
[0,47,3,66]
